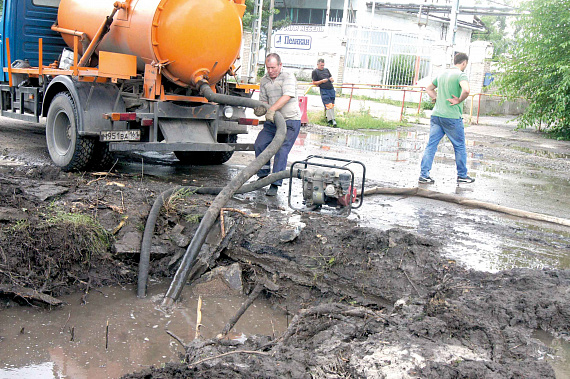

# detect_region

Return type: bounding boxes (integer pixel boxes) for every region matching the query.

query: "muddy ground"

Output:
[1,118,570,378]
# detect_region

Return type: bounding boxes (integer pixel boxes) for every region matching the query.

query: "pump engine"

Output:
[300,167,356,208]
[289,156,365,215]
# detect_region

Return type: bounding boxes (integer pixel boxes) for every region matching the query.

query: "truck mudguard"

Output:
[43,75,126,135]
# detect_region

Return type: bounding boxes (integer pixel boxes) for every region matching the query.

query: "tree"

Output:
[497,0,570,137]
[242,0,290,49]
[471,15,513,59]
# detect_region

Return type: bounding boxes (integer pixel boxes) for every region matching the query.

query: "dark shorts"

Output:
[320,88,336,106]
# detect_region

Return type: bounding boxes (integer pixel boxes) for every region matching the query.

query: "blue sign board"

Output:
[483,73,495,87]
[274,34,312,50]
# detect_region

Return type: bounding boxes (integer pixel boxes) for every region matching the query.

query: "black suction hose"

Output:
[195,170,291,195]
[137,187,179,298]
[136,170,290,298]
[155,84,287,306]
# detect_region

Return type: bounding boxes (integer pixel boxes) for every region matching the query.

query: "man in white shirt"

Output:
[254,53,302,196]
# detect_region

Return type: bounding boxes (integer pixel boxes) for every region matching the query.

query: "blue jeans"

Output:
[420,116,467,178]
[254,119,301,186]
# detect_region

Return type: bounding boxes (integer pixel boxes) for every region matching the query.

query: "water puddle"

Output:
[0,281,287,379]
[511,145,570,160]
[0,156,25,167]
[533,330,570,379]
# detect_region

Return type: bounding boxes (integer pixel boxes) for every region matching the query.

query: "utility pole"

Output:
[247,0,264,83]
[266,0,275,54]
[325,0,331,29]
[446,0,460,65]
[341,0,349,35]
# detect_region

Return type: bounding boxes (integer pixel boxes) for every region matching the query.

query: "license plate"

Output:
[100,130,141,142]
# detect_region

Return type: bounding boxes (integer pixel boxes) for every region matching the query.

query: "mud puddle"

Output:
[0,281,287,379]
[533,330,570,379]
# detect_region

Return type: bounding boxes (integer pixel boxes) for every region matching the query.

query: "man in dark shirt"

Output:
[312,58,337,127]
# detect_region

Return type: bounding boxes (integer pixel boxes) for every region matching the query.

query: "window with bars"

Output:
[275,8,344,25]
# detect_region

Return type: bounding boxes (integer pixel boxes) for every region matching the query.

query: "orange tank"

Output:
[57,0,246,88]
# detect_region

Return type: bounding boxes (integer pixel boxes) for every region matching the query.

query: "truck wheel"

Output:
[174,134,237,165]
[89,141,116,170]
[46,93,94,171]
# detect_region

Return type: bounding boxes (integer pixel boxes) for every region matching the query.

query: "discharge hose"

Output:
[155,84,287,306]
[136,170,290,298]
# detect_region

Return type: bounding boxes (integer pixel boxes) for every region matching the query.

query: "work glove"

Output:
[254,106,267,117]
[265,109,275,122]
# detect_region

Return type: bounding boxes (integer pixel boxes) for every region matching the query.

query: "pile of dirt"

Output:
[124,215,569,378]
[0,165,180,305]
[0,164,226,306]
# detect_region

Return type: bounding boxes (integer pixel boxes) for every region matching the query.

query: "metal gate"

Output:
[342,25,433,87]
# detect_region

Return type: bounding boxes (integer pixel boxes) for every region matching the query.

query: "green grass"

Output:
[308,109,406,130]
[44,206,112,259]
[164,187,197,214]
[337,93,420,109]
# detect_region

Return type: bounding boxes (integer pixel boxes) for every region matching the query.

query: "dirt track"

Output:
[1,115,570,378]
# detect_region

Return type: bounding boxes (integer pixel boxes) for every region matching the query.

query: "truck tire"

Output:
[89,141,116,170]
[174,134,237,165]
[46,93,94,171]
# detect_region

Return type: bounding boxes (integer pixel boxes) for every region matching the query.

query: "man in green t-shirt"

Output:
[419,53,474,184]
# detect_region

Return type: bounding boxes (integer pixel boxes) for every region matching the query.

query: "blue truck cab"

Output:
[1,0,65,81]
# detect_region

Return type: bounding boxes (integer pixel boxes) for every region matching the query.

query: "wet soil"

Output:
[123,216,569,379]
[1,117,570,378]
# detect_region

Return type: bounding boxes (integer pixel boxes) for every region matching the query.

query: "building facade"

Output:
[239,0,491,102]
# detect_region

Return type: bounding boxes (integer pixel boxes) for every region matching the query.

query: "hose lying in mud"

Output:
[153,84,287,307]
[140,159,570,300]
[363,186,570,227]
[137,171,291,298]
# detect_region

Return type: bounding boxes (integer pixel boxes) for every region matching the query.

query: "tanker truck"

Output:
[0,0,258,171]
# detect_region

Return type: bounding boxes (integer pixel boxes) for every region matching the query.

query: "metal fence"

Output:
[328,23,433,89]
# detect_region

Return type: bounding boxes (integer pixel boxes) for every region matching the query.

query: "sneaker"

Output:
[457,175,475,183]
[418,176,435,184]
[266,184,279,196]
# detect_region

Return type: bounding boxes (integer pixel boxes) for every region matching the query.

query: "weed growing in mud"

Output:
[0,203,120,296]
[184,214,201,224]
[308,252,339,283]
[10,219,30,231]
[43,206,111,260]
[163,188,197,215]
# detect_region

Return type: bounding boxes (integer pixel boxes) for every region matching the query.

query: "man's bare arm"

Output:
[269,95,292,112]
[312,78,330,86]
[426,83,437,101]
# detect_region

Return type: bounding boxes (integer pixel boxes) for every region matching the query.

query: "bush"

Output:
[257,65,266,80]
[421,94,435,110]
[497,0,570,138]
[387,55,415,86]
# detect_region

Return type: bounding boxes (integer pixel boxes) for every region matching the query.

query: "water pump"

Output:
[288,156,365,215]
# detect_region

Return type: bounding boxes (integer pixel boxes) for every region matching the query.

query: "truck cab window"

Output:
[32,0,61,7]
